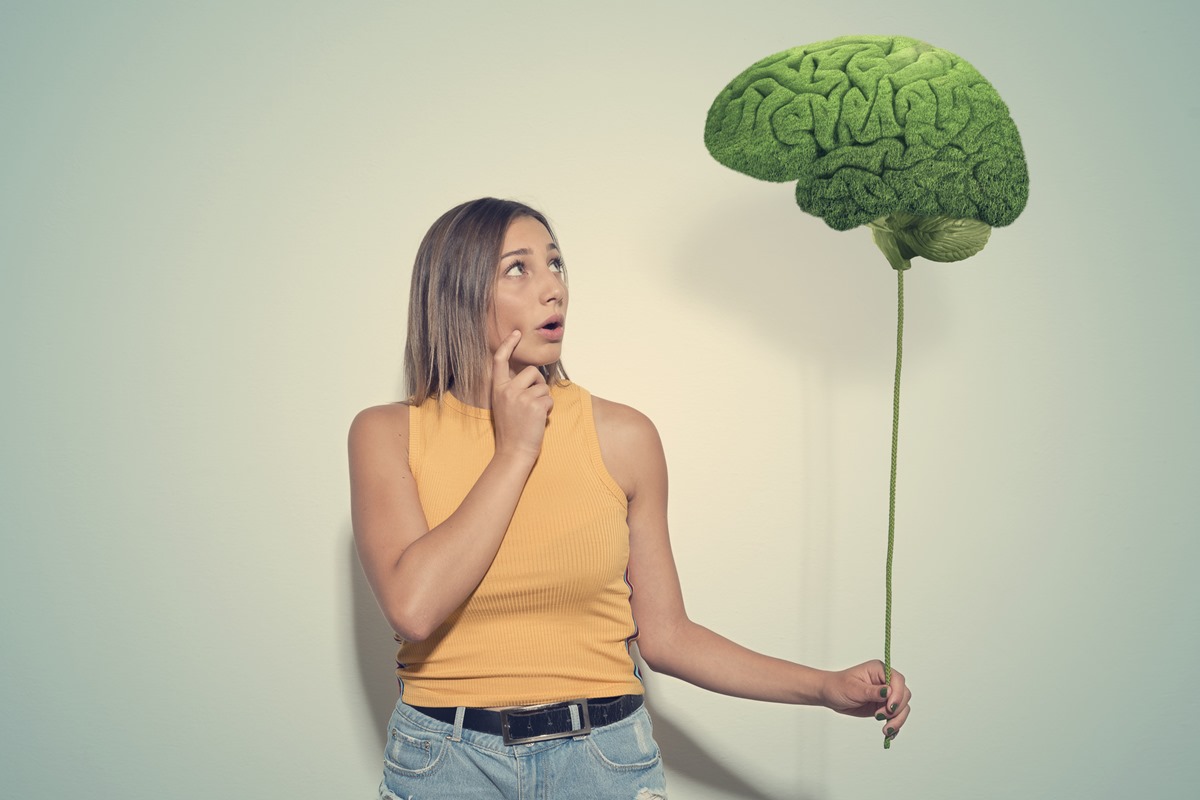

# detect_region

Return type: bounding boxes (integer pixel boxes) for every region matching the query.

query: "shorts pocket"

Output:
[383,723,446,777]
[585,708,662,771]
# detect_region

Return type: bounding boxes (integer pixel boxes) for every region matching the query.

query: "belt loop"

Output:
[449,707,465,742]
[569,703,587,740]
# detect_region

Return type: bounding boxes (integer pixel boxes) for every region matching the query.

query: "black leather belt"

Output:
[409,695,644,745]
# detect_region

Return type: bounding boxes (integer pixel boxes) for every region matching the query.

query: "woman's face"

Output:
[486,215,568,372]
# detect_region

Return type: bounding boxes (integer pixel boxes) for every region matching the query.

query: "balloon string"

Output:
[884,267,904,750]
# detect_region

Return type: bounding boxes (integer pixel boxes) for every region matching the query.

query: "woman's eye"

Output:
[549,258,565,273]
[503,261,525,277]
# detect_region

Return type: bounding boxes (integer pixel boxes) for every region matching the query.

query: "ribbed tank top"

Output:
[398,381,644,707]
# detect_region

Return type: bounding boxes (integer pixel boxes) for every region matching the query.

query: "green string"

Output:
[883,267,904,750]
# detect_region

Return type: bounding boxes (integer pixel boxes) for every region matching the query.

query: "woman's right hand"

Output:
[490,330,553,462]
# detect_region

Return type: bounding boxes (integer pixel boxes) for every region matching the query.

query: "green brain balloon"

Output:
[705,34,1028,271]
[705,35,1029,750]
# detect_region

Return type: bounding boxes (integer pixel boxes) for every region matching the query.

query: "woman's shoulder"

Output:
[348,402,411,451]
[590,394,662,451]
[589,394,665,500]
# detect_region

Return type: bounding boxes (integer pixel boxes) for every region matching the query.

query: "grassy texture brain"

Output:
[705,35,1028,233]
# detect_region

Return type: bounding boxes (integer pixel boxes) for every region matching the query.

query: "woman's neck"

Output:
[448,387,490,409]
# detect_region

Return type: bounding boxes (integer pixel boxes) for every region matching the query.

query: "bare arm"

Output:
[593,398,912,736]
[349,331,550,642]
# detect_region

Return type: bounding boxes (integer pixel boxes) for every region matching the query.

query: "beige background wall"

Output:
[2,1,1196,798]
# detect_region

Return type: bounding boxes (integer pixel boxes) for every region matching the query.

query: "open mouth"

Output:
[536,316,565,340]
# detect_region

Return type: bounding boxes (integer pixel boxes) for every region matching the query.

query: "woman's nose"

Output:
[538,269,565,303]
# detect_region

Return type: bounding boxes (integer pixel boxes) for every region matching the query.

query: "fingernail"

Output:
[889,703,898,712]
[886,727,896,736]
[879,688,888,698]
[875,713,886,721]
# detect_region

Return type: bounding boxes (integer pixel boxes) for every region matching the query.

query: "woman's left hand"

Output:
[821,660,912,740]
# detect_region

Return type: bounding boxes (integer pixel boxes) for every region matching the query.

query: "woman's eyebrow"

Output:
[500,243,560,260]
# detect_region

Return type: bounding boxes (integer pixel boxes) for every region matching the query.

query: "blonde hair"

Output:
[404,198,568,405]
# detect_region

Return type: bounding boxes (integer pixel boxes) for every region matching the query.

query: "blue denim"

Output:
[378,698,667,799]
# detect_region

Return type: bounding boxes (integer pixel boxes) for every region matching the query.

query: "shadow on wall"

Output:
[674,192,952,377]
[348,535,804,798]
[349,533,403,753]
[635,653,814,800]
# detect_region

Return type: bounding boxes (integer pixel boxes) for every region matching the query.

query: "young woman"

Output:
[349,197,911,799]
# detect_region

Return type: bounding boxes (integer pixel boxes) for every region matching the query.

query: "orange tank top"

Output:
[397,381,644,706]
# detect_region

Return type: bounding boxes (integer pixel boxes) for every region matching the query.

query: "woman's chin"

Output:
[515,345,563,369]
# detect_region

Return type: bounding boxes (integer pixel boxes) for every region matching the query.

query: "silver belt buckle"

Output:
[499,698,592,745]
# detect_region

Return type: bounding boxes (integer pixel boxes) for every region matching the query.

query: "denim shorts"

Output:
[378,698,667,799]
